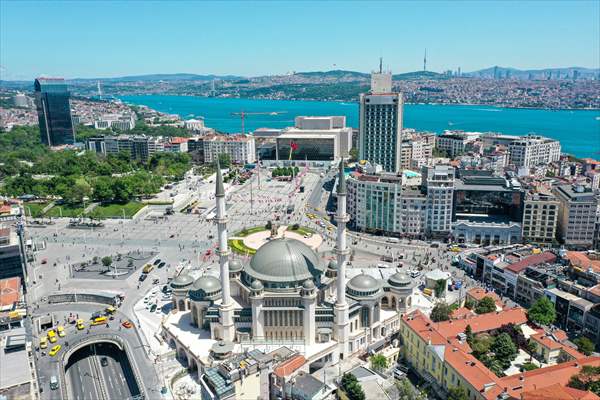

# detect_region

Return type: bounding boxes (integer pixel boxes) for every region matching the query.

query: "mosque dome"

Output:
[302,279,315,290]
[243,238,324,289]
[388,272,412,288]
[327,260,338,270]
[189,276,222,301]
[170,273,194,289]
[347,274,380,297]
[229,259,243,273]
[251,279,264,291]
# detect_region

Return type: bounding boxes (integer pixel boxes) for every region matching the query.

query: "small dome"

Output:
[302,279,315,290]
[388,272,412,287]
[251,279,263,291]
[170,273,194,289]
[327,260,338,270]
[189,275,222,301]
[347,274,380,297]
[229,259,243,272]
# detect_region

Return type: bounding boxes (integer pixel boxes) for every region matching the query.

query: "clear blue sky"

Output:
[1,0,598,80]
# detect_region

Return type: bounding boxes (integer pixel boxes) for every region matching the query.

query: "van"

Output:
[92,316,108,326]
[409,270,420,278]
[142,264,154,274]
[50,376,59,390]
[387,237,400,244]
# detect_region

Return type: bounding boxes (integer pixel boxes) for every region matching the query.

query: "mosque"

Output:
[162,161,417,371]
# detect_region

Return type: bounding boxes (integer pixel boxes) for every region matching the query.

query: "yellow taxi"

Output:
[57,326,66,337]
[92,316,108,326]
[76,319,85,330]
[47,329,57,343]
[49,345,62,357]
[40,336,48,349]
[105,306,116,315]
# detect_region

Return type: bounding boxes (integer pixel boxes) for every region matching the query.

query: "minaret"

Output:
[334,159,350,358]
[214,161,235,341]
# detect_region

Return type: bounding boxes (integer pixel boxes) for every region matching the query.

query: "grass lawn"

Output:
[235,226,267,237]
[23,203,49,218]
[88,202,145,219]
[228,239,257,255]
[45,204,86,218]
[287,225,315,236]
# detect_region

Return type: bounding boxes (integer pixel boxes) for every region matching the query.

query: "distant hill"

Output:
[466,66,600,79]
[70,73,243,83]
[393,71,445,80]
[293,70,369,80]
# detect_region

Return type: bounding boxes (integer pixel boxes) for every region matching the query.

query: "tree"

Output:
[568,365,600,396]
[491,333,518,366]
[471,333,494,357]
[448,386,468,400]
[64,180,92,205]
[465,325,474,343]
[216,153,231,168]
[574,336,595,356]
[370,354,388,372]
[475,296,496,314]
[349,147,359,162]
[92,176,115,202]
[341,373,365,400]
[430,302,452,322]
[464,298,476,310]
[527,296,556,326]
[435,279,446,298]
[101,256,112,270]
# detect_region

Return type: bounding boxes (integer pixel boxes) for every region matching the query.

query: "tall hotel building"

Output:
[34,77,75,146]
[358,67,404,173]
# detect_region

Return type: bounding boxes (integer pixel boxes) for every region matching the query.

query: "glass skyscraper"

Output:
[34,78,75,146]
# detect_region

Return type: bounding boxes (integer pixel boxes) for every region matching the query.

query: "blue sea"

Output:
[120,95,600,158]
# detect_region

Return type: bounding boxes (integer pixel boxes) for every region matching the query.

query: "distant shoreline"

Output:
[120,93,600,112]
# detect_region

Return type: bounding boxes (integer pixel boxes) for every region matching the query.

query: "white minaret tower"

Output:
[214,161,235,341]
[334,159,350,358]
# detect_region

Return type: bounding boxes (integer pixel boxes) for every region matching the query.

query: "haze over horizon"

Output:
[1,1,599,80]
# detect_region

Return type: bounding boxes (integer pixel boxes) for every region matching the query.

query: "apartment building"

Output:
[202,134,256,164]
[93,112,136,131]
[0,227,24,280]
[86,134,164,162]
[435,131,480,158]
[400,131,434,169]
[425,165,455,236]
[553,184,599,249]
[508,135,561,168]
[522,191,560,245]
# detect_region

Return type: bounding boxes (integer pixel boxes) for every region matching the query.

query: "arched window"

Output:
[178,299,185,311]
[391,297,397,310]
[381,297,389,308]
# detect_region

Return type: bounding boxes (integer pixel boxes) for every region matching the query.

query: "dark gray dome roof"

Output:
[251,279,263,290]
[302,279,315,290]
[347,274,380,292]
[245,238,324,284]
[229,259,243,272]
[170,273,194,288]
[389,272,412,287]
[189,276,221,301]
[191,275,221,292]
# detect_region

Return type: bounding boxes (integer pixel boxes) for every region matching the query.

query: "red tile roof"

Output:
[434,308,528,339]
[531,332,563,351]
[0,277,21,308]
[444,346,502,392]
[451,307,474,320]
[567,252,600,274]
[402,310,448,345]
[274,354,306,378]
[467,288,504,308]
[518,383,600,400]
[487,357,600,399]
[505,252,557,274]
[170,137,189,144]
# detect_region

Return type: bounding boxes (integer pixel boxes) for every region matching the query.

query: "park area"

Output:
[23,200,145,219]
[228,224,321,255]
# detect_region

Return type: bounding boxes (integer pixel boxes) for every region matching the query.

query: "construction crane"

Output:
[230,110,287,134]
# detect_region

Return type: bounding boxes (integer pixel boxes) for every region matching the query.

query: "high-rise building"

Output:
[553,184,599,249]
[424,165,455,235]
[0,227,25,280]
[522,191,559,245]
[508,135,561,168]
[358,66,403,172]
[34,77,75,146]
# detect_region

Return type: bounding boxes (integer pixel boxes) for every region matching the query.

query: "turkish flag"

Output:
[290,141,299,151]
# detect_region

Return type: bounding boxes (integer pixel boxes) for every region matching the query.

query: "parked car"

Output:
[139,274,147,282]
